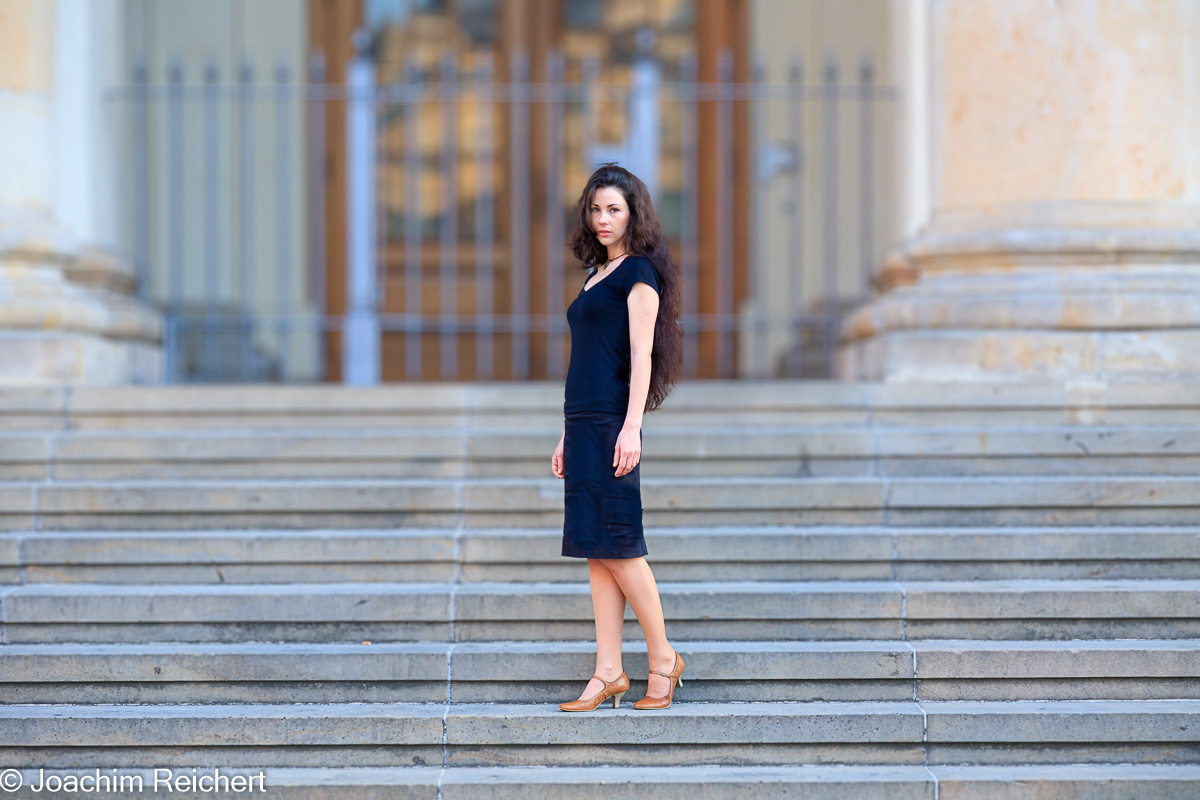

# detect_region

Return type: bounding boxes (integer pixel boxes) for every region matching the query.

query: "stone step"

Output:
[2,640,1197,704]
[3,425,1197,480]
[3,474,1199,531]
[4,580,1198,643]
[2,700,1198,769]
[5,380,1199,431]
[2,764,1198,800]
[5,526,1199,585]
[1,382,873,431]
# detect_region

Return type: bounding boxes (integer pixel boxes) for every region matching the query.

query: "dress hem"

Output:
[561,547,649,559]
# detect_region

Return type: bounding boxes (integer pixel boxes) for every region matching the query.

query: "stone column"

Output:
[0,0,162,385]
[838,0,1200,382]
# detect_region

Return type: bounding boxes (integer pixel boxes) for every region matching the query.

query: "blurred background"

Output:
[3,0,924,384]
[5,0,1195,388]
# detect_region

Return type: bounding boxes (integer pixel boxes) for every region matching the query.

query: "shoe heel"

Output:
[676,675,683,687]
[612,690,627,709]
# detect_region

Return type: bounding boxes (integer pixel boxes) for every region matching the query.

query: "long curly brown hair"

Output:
[568,163,683,414]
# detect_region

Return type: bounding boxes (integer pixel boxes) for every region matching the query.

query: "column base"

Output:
[838,329,1200,383]
[838,204,1200,382]
[0,221,163,385]
[0,331,162,386]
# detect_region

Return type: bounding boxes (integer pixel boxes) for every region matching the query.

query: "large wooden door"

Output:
[310,0,751,382]
[309,0,361,382]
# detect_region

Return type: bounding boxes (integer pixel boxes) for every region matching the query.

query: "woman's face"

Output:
[590,185,630,250]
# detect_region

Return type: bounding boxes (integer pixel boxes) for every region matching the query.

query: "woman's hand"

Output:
[614,425,641,477]
[552,431,565,478]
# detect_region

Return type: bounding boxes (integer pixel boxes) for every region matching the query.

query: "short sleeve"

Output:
[623,257,660,296]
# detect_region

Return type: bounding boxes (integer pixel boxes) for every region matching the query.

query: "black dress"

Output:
[561,255,662,559]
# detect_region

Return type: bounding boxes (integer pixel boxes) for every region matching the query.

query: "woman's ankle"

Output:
[647,645,676,666]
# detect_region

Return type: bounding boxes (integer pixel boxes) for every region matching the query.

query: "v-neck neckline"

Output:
[583,255,631,293]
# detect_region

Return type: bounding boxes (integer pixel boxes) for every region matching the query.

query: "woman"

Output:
[550,163,685,712]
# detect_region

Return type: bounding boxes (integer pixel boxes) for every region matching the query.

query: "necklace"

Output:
[599,251,627,272]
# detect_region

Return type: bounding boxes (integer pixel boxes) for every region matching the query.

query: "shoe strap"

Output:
[592,672,623,688]
[648,653,680,679]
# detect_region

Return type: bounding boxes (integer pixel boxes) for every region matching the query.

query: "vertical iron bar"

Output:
[545,50,565,377]
[440,53,458,379]
[203,59,220,381]
[581,56,600,173]
[475,53,495,380]
[308,52,328,381]
[629,26,660,200]
[788,56,805,374]
[375,67,389,377]
[275,59,292,380]
[821,55,839,377]
[680,54,699,377]
[716,50,734,376]
[239,57,257,381]
[167,59,185,383]
[859,53,875,298]
[345,39,380,385]
[404,57,423,381]
[132,57,150,306]
[509,52,530,380]
[751,56,767,377]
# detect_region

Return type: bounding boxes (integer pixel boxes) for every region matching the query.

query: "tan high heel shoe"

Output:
[558,670,630,712]
[633,651,685,709]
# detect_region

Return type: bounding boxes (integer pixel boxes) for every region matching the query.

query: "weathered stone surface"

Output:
[0,485,35,530]
[440,765,934,800]
[923,700,1200,743]
[21,529,455,567]
[4,582,452,624]
[444,702,926,745]
[903,580,1200,620]
[911,640,1200,680]
[897,528,1200,562]
[2,379,1199,790]
[452,581,901,623]
[0,642,450,683]
[450,640,913,682]
[932,764,1200,800]
[0,253,163,385]
[0,703,445,747]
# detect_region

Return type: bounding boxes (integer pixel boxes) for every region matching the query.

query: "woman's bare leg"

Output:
[598,556,677,698]
[572,557,628,702]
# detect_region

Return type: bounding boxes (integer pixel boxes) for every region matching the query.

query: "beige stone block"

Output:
[1102,331,1200,372]
[0,332,162,386]
[21,530,455,566]
[0,0,53,93]
[923,700,1200,744]
[4,583,453,624]
[0,485,34,530]
[889,475,1200,509]
[51,431,466,463]
[912,640,1200,680]
[937,0,1197,203]
[933,764,1200,800]
[0,433,48,461]
[67,384,469,414]
[37,481,460,515]
[0,704,446,748]
[903,579,1200,620]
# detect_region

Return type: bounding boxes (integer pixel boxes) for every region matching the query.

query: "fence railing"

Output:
[105,45,898,384]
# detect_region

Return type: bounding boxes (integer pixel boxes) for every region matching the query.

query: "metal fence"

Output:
[106,42,898,384]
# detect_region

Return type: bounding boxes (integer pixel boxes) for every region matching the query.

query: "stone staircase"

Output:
[1,381,1198,798]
